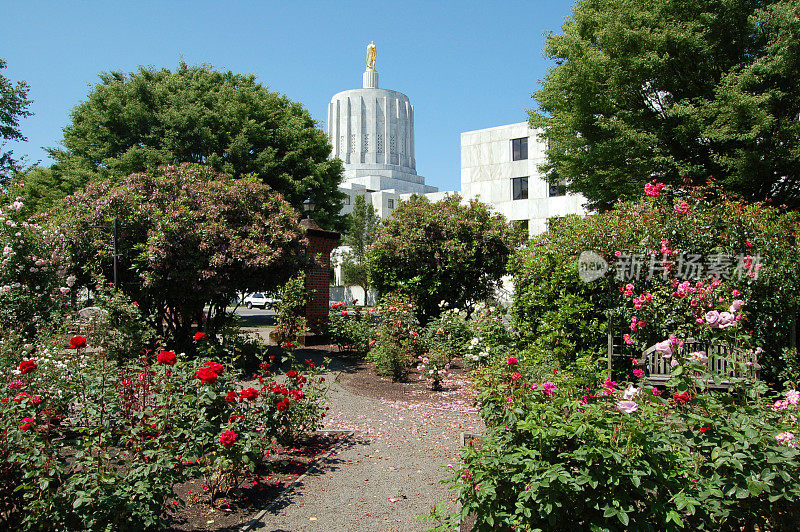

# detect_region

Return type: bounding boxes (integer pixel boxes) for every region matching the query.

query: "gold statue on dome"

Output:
[366,41,376,71]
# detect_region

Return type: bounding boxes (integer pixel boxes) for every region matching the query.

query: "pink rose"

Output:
[729,299,744,313]
[705,310,721,328]
[718,312,735,329]
[616,400,638,413]
[654,340,673,358]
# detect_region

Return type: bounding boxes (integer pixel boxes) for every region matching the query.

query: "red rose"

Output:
[194,332,208,341]
[157,351,177,366]
[195,367,218,384]
[699,427,710,434]
[276,400,289,411]
[240,387,260,401]
[204,361,224,375]
[507,357,518,365]
[13,392,31,403]
[19,417,34,431]
[68,336,87,349]
[0,398,7,404]
[673,391,692,404]
[219,429,237,447]
[280,341,297,350]
[225,391,238,403]
[19,360,37,374]
[286,370,298,379]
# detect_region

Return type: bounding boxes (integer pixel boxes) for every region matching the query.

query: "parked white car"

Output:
[242,292,278,310]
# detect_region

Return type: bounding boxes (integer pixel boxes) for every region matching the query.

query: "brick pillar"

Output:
[300,218,340,335]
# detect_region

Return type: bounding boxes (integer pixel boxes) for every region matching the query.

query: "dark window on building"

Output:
[343,195,351,205]
[514,219,529,235]
[388,199,394,209]
[512,177,528,200]
[512,137,528,161]
[548,180,567,197]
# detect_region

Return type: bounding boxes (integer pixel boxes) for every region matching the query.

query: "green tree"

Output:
[340,194,378,296]
[57,163,307,351]
[0,59,33,183]
[367,194,519,324]
[531,0,800,211]
[50,62,344,228]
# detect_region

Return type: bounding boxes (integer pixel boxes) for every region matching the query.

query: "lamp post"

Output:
[303,197,315,219]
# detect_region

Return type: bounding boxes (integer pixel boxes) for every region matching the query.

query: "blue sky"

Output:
[2,0,576,192]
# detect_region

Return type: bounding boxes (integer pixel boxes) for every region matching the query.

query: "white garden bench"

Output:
[637,338,760,389]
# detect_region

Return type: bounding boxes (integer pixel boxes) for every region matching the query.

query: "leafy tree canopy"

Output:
[340,194,378,294]
[531,0,800,211]
[367,194,520,324]
[51,62,344,228]
[0,58,33,183]
[57,163,307,350]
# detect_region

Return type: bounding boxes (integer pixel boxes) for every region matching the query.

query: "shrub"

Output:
[327,301,375,356]
[464,302,518,368]
[57,163,307,352]
[438,357,800,531]
[367,293,422,380]
[511,183,800,383]
[0,196,72,351]
[368,194,520,325]
[1,332,328,530]
[273,273,309,343]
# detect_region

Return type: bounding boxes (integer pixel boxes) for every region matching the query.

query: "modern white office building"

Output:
[458,122,587,236]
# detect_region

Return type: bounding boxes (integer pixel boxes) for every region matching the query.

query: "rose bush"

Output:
[0,333,328,530]
[366,293,423,380]
[435,352,800,530]
[511,183,800,383]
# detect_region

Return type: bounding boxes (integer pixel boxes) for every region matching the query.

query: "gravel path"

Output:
[250,357,484,532]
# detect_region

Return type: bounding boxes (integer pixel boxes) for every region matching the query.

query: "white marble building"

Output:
[327,50,586,298]
[328,66,437,219]
[458,122,587,236]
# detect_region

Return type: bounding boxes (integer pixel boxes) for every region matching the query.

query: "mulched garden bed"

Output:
[337,356,479,411]
[167,431,348,531]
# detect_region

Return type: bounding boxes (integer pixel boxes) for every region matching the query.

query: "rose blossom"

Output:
[776,431,797,448]
[204,361,224,374]
[507,357,518,365]
[729,299,744,313]
[68,335,87,349]
[19,360,37,374]
[219,430,237,447]
[704,310,721,328]
[542,381,557,397]
[194,331,208,341]
[240,387,260,401]
[654,340,673,358]
[157,351,177,365]
[195,367,218,384]
[773,399,789,411]
[787,389,800,405]
[718,312,735,328]
[622,385,640,400]
[8,379,24,390]
[19,417,35,431]
[673,391,692,404]
[616,400,638,413]
[632,369,644,379]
